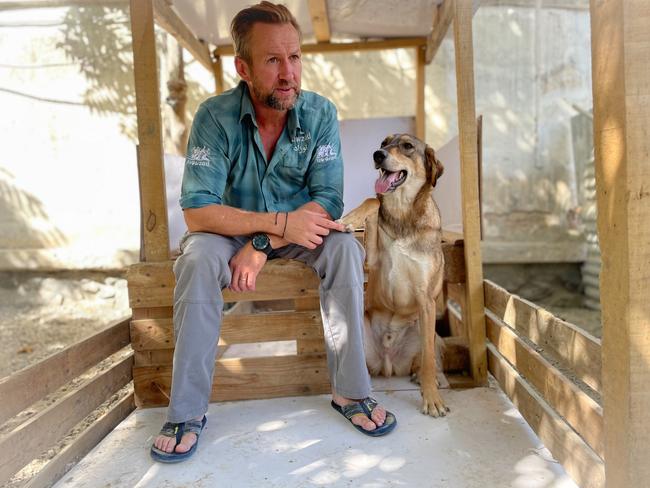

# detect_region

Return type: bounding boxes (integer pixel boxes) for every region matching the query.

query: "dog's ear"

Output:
[425,145,444,187]
[381,134,396,148]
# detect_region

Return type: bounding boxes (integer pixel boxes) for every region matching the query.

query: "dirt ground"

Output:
[0,271,131,379]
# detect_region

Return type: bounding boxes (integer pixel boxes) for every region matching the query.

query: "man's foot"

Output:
[331,393,388,432]
[153,415,204,454]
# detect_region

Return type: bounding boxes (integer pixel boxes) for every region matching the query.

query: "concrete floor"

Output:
[54,377,577,488]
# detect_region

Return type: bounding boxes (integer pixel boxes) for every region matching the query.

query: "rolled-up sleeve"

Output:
[179,103,231,209]
[306,102,344,220]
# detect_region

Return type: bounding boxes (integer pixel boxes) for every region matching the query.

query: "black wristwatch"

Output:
[251,233,273,256]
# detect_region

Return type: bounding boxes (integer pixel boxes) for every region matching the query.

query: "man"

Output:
[151,1,396,463]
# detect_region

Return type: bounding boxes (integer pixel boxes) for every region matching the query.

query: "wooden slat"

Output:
[590,1,650,485]
[152,0,212,71]
[127,259,320,308]
[130,0,169,261]
[134,354,330,406]
[488,344,604,488]
[24,391,135,488]
[426,0,454,63]
[453,0,487,386]
[441,336,469,372]
[0,317,130,425]
[308,0,330,43]
[484,279,602,393]
[132,306,173,320]
[415,45,426,140]
[0,353,133,483]
[130,311,323,351]
[486,311,603,458]
[214,37,427,56]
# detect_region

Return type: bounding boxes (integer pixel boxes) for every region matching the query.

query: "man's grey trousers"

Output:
[167,231,372,423]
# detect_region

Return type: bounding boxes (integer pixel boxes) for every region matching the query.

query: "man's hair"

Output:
[230,2,302,64]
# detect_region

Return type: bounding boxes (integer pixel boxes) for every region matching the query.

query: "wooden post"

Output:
[130,0,170,261]
[453,0,487,386]
[415,45,426,140]
[590,1,650,486]
[213,54,225,95]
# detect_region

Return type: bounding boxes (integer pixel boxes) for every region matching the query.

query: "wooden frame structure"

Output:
[3,0,648,487]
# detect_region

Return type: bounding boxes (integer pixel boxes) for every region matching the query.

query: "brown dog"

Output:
[341,134,448,417]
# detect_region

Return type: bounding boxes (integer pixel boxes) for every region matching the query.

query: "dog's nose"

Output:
[373,149,387,167]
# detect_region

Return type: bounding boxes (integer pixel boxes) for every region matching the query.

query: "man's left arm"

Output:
[304,101,345,221]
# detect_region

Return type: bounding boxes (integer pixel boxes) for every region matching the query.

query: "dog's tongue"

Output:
[375,171,400,194]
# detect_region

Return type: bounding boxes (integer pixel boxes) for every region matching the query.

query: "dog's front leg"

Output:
[338,198,379,232]
[418,301,449,417]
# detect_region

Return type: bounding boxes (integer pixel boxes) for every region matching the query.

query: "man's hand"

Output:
[283,208,346,249]
[229,242,267,292]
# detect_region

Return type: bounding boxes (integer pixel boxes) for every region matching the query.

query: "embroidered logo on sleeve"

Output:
[187,147,211,167]
[315,144,337,163]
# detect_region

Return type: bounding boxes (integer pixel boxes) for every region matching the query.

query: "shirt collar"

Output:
[238,81,303,140]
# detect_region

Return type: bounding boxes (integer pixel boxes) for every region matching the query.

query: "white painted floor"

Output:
[55,377,577,488]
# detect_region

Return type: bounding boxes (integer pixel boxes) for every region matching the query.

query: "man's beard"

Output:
[252,80,300,111]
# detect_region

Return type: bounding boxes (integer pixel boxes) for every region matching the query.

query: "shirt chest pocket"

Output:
[278,152,309,183]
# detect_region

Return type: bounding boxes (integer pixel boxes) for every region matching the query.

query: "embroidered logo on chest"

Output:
[292,132,311,155]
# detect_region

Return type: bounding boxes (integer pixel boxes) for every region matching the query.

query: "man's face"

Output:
[240,22,302,111]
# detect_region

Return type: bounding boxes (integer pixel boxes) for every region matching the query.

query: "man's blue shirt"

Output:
[180,81,344,220]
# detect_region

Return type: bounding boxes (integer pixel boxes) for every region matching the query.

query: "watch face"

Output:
[252,233,270,251]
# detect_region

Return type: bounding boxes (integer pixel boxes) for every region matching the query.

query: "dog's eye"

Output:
[402,142,414,150]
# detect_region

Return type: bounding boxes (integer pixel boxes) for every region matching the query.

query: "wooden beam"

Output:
[590,0,650,486]
[214,37,427,56]
[426,0,454,63]
[130,0,169,261]
[415,45,426,140]
[24,391,135,488]
[487,311,603,459]
[488,343,605,488]
[453,0,487,386]
[308,0,331,43]
[152,0,213,72]
[0,317,130,425]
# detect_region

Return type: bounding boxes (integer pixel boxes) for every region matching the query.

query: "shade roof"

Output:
[170,0,445,46]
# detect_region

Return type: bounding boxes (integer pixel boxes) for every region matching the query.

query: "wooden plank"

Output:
[453,0,487,386]
[446,291,466,338]
[151,0,212,71]
[484,279,602,393]
[214,37,427,56]
[590,1,650,485]
[0,353,133,483]
[132,306,173,320]
[0,317,130,425]
[308,0,330,43]
[130,311,323,351]
[415,45,426,140]
[441,336,469,372]
[294,297,325,354]
[488,344,604,488]
[24,391,135,488]
[127,259,321,308]
[426,0,454,63]
[486,311,603,458]
[134,354,330,407]
[130,0,169,261]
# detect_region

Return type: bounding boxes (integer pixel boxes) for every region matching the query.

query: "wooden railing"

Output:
[483,280,604,488]
[0,316,134,488]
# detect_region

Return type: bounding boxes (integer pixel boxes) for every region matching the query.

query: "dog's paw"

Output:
[420,388,450,418]
[335,219,355,233]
